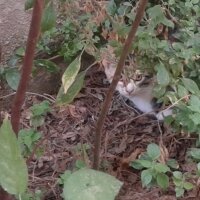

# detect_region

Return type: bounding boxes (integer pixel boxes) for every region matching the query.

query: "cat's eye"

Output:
[135,74,142,81]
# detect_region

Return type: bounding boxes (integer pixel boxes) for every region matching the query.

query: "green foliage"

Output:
[56,53,88,105]
[18,129,42,157]
[30,100,51,128]
[41,1,56,33]
[131,143,170,190]
[63,168,123,200]
[0,118,28,195]
[172,171,194,197]
[17,190,43,200]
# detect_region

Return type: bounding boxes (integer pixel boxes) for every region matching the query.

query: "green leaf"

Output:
[137,160,152,168]
[5,69,20,90]
[62,54,82,94]
[63,168,123,200]
[34,59,59,73]
[156,62,170,86]
[156,173,169,190]
[30,100,50,116]
[175,187,184,197]
[41,1,56,33]
[25,0,35,10]
[141,169,153,187]
[177,85,188,98]
[189,113,200,125]
[188,95,200,113]
[183,182,194,190]
[130,161,144,170]
[147,143,160,160]
[0,119,28,195]
[166,159,179,169]
[173,171,183,180]
[182,78,200,94]
[154,163,170,173]
[56,71,86,105]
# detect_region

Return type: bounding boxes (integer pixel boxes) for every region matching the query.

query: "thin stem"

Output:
[93,0,148,170]
[11,0,45,134]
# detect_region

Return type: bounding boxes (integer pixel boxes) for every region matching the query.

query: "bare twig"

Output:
[11,0,45,134]
[93,0,148,170]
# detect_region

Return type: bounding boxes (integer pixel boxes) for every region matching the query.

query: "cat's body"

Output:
[101,47,172,120]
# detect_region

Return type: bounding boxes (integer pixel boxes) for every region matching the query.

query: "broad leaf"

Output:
[188,95,200,113]
[154,163,170,173]
[141,169,153,187]
[173,171,182,180]
[57,71,86,105]
[183,182,194,190]
[189,113,200,125]
[5,69,20,90]
[182,78,200,94]
[147,143,160,160]
[63,168,123,200]
[156,62,170,86]
[62,55,82,94]
[156,173,169,190]
[34,59,59,73]
[137,160,152,168]
[0,119,28,195]
[175,187,184,197]
[41,1,56,33]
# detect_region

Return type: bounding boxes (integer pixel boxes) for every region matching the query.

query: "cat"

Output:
[101,46,172,120]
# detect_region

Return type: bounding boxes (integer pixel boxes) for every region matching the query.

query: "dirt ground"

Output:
[0,1,200,200]
[0,0,31,64]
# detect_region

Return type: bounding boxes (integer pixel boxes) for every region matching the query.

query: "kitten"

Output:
[101,47,172,120]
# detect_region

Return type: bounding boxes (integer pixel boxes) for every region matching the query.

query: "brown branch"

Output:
[93,0,148,170]
[11,0,45,134]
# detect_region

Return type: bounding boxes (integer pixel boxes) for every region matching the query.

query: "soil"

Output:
[0,1,199,200]
[0,0,31,64]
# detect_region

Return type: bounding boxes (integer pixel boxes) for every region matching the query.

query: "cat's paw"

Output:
[156,109,173,120]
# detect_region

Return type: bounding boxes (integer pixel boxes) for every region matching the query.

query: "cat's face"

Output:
[102,57,154,98]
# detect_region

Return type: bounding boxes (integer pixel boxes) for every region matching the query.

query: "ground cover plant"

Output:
[0,0,200,199]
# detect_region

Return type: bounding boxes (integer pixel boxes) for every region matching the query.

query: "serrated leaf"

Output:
[154,163,170,173]
[156,173,169,189]
[5,69,20,90]
[56,71,86,105]
[62,55,82,94]
[156,63,170,86]
[0,119,28,195]
[25,0,35,10]
[41,1,56,33]
[182,78,200,94]
[141,169,153,187]
[63,168,123,200]
[34,59,59,73]
[147,143,160,160]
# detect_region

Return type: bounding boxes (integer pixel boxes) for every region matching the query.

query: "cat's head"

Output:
[102,56,154,97]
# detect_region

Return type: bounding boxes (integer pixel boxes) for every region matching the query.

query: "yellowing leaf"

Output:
[57,71,86,105]
[62,55,82,94]
[0,119,28,195]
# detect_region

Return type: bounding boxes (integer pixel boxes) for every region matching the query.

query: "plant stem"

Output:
[11,0,44,134]
[93,0,148,170]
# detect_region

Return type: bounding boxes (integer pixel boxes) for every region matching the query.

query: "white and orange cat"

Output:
[101,46,172,120]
